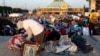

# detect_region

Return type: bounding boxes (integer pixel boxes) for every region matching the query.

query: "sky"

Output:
[0,0,89,10]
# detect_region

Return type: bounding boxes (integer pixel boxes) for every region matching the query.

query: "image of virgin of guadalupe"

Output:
[29,48,34,56]
[24,45,35,56]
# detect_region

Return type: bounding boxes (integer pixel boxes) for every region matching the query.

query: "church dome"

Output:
[47,0,69,9]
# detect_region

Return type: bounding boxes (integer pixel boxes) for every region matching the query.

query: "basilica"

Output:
[36,0,84,15]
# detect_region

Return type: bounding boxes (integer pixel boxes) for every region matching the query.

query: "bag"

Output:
[55,45,71,53]
[67,43,77,52]
[59,35,71,45]
[82,27,90,36]
[45,41,56,52]
[55,43,77,53]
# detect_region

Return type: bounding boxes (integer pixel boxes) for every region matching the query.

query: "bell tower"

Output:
[87,0,96,11]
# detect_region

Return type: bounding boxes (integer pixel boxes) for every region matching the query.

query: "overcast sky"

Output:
[0,0,89,10]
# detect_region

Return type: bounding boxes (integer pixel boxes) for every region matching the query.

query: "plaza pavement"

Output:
[0,36,100,56]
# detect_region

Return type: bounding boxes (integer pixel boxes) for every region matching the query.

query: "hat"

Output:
[17,21,23,29]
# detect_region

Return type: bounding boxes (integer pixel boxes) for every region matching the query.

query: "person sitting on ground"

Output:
[44,27,61,52]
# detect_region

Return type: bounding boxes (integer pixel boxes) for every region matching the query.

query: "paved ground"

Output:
[0,36,20,56]
[0,36,100,56]
[83,36,100,56]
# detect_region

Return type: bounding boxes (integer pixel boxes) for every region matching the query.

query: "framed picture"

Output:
[23,44,37,56]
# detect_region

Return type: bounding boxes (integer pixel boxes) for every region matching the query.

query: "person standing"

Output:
[89,10,98,35]
[17,19,44,44]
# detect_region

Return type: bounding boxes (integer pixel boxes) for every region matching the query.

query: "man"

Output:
[17,19,44,44]
[89,10,98,35]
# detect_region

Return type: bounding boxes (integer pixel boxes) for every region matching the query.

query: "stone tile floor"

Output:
[0,36,100,56]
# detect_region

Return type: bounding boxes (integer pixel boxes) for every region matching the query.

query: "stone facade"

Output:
[68,8,84,14]
[87,0,100,16]
[36,0,84,15]
[87,0,100,11]
[36,0,68,15]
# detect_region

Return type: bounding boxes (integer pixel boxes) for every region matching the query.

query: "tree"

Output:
[0,19,16,28]
[0,6,12,17]
[12,8,28,13]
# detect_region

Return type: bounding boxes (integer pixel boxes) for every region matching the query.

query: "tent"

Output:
[9,13,23,17]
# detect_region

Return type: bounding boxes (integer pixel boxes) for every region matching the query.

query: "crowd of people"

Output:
[0,9,99,55]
